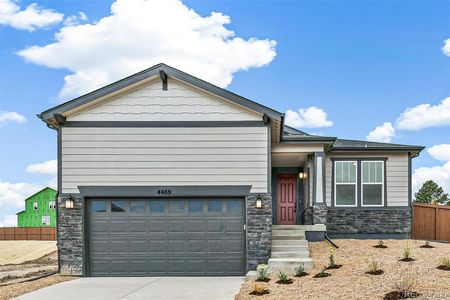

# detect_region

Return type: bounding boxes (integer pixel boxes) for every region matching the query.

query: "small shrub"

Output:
[420,241,434,248]
[256,264,270,282]
[313,267,331,278]
[374,240,388,249]
[394,271,419,297]
[276,271,293,284]
[325,247,342,269]
[294,264,308,277]
[399,242,414,262]
[249,282,269,296]
[437,257,450,271]
[366,260,384,275]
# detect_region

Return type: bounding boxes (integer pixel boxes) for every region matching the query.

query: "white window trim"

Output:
[361,161,385,207]
[334,161,358,207]
[49,201,56,210]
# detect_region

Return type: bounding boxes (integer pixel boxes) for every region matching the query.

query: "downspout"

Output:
[44,120,61,273]
[325,232,339,249]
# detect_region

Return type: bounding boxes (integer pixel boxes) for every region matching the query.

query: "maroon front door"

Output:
[277,174,297,225]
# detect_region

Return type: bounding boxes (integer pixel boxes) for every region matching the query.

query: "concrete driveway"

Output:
[17,277,244,300]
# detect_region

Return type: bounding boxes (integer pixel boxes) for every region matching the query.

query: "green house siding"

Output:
[17,187,57,227]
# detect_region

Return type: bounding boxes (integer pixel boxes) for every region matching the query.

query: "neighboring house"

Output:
[39,64,424,277]
[17,187,57,227]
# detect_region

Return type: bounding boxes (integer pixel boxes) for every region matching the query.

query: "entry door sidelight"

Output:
[277,174,297,225]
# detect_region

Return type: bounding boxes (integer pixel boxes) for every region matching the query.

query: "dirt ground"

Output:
[236,239,450,300]
[0,251,58,284]
[0,241,75,299]
[0,274,75,300]
[0,241,56,265]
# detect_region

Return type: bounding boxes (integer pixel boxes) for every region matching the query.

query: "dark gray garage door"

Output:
[88,198,245,276]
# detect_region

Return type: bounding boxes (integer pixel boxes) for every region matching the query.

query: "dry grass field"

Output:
[237,239,450,300]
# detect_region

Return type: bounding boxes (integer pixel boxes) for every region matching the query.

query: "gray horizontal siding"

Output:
[61,127,268,194]
[325,152,409,207]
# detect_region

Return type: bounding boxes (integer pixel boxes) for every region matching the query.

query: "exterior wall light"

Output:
[65,195,74,209]
[255,195,263,209]
[299,172,306,180]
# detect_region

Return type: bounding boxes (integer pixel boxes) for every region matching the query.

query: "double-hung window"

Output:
[334,161,357,207]
[362,161,384,206]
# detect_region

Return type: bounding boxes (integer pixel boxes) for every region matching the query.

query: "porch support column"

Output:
[313,152,327,225]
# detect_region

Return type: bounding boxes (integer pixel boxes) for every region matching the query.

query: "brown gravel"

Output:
[236,239,450,300]
[0,274,76,300]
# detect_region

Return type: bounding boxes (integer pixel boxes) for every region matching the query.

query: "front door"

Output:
[277,174,297,225]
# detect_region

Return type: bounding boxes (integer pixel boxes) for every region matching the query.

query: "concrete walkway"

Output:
[17,277,244,300]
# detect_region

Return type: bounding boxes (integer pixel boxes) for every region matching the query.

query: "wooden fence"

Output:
[0,227,56,240]
[412,203,450,242]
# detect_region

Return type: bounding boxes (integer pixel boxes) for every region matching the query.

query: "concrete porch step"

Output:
[268,257,314,273]
[272,245,309,252]
[272,239,309,246]
[270,251,310,258]
[272,229,306,236]
[272,234,306,240]
[272,225,308,230]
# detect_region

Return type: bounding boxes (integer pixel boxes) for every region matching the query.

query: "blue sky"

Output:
[1,0,450,225]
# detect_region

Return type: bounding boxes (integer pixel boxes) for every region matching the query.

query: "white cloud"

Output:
[396,97,450,130]
[63,11,87,26]
[0,181,44,210]
[0,0,63,31]
[285,106,333,129]
[442,38,450,57]
[366,122,396,143]
[0,111,26,126]
[17,0,277,100]
[428,144,450,162]
[0,214,17,227]
[413,162,450,195]
[26,159,57,176]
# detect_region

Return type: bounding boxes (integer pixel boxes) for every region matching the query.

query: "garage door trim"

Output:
[82,189,249,277]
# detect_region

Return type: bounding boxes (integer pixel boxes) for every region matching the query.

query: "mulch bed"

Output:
[384,291,421,300]
[294,272,308,277]
[437,265,450,271]
[420,244,434,249]
[398,258,415,262]
[255,278,270,282]
[365,269,384,275]
[276,279,293,284]
[374,245,388,249]
[313,272,331,278]
[249,290,270,296]
[325,264,342,270]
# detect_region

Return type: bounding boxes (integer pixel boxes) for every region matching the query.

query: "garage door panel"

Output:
[187,220,205,232]
[149,240,167,252]
[227,220,244,232]
[168,240,186,253]
[130,241,147,252]
[130,221,146,232]
[90,220,109,233]
[207,220,224,232]
[110,221,128,232]
[148,220,167,232]
[188,240,205,252]
[168,220,186,232]
[90,240,109,253]
[89,198,245,276]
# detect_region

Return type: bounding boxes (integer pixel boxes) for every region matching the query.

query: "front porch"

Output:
[271,145,328,229]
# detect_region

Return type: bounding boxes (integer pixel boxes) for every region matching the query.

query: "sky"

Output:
[1,0,450,226]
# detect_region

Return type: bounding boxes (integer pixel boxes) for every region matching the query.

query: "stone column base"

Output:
[246,195,272,270]
[313,203,327,225]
